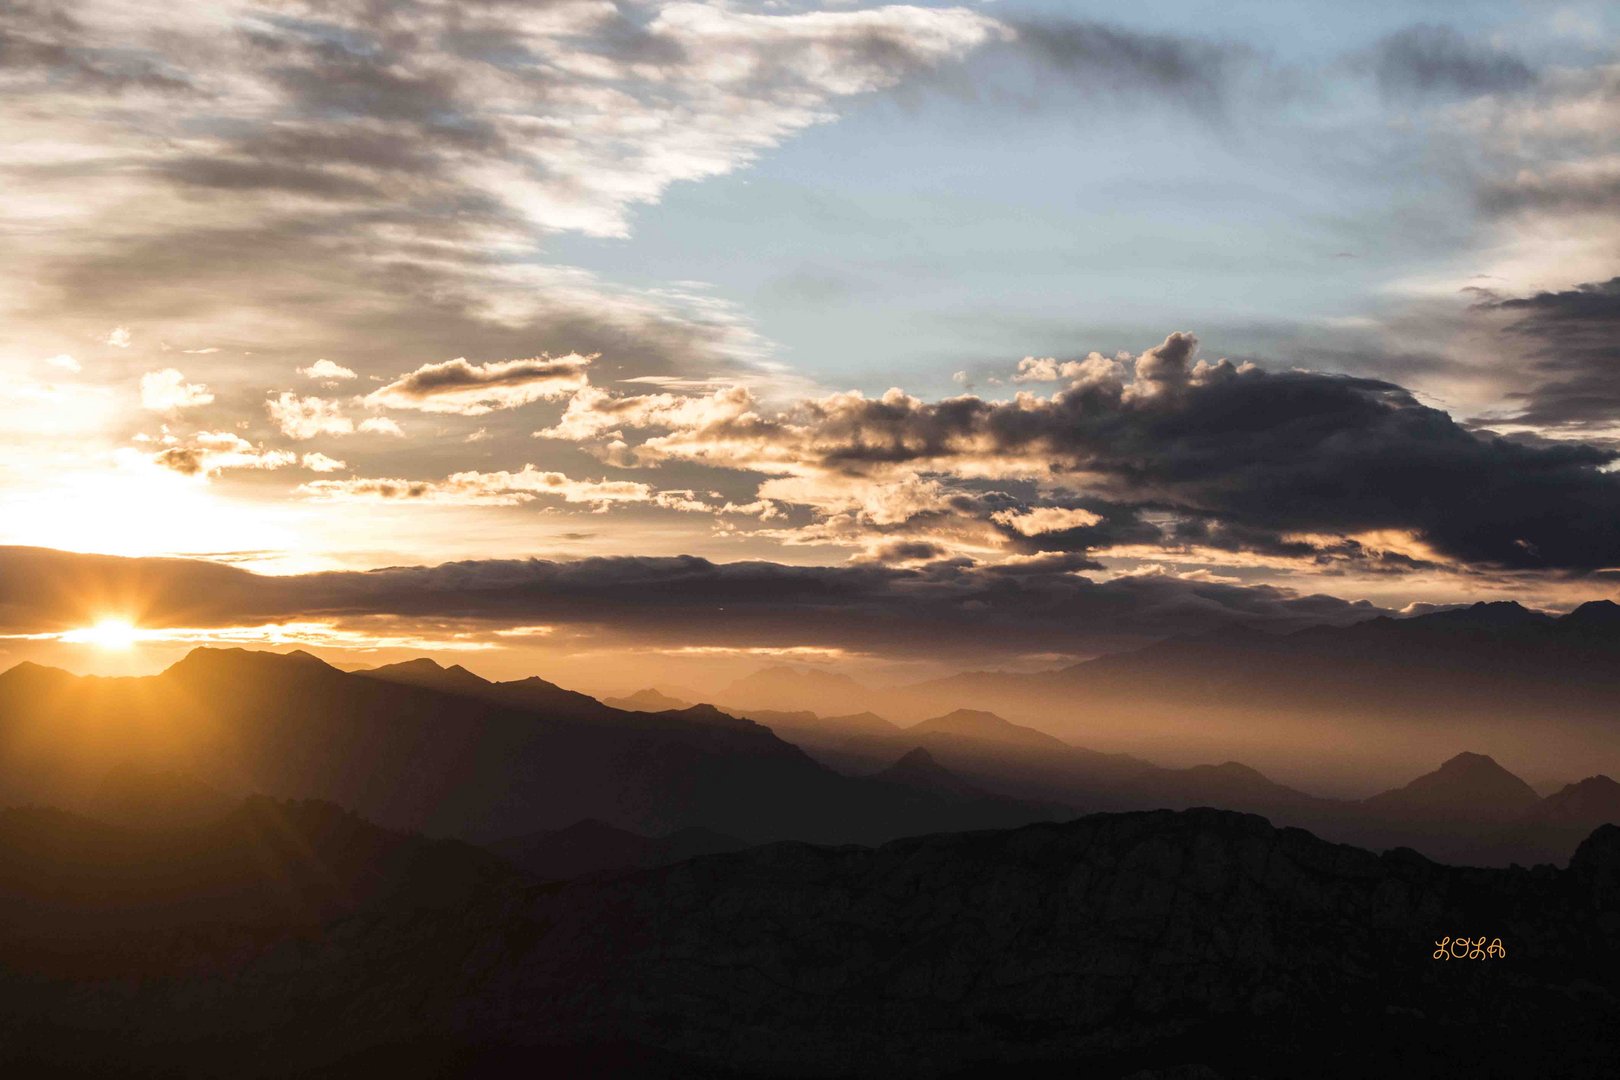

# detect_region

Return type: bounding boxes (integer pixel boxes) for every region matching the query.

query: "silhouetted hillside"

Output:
[0,797,510,969]
[489,818,747,881]
[1361,751,1541,823]
[872,747,986,799]
[360,657,494,694]
[5,806,1619,1077]
[0,649,1058,847]
[604,688,697,712]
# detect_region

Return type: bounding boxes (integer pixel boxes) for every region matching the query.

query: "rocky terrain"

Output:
[3,806,1618,1077]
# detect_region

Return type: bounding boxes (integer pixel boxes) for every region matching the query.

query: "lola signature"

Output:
[1433,936,1506,960]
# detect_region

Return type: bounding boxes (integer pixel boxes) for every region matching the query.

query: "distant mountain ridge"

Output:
[0,648,1058,848]
[6,647,1620,867]
[884,598,1620,788]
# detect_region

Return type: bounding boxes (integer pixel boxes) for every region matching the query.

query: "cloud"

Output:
[298,359,357,381]
[1012,355,1120,384]
[358,416,405,437]
[366,355,594,416]
[535,383,755,441]
[1368,24,1535,100]
[0,0,1003,437]
[105,326,131,348]
[1482,276,1620,430]
[43,354,80,373]
[147,431,296,477]
[1479,159,1620,219]
[267,393,353,439]
[1006,18,1259,117]
[0,546,1386,661]
[3,0,999,243]
[0,3,191,94]
[300,452,347,474]
[139,369,213,412]
[299,465,700,511]
[992,506,1105,536]
[544,332,1620,572]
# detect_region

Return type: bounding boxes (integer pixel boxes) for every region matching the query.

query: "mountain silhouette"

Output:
[905,707,1071,750]
[603,687,695,712]
[488,818,747,881]
[86,764,234,831]
[0,648,1057,847]
[7,648,1615,867]
[0,796,510,958]
[6,805,1619,1077]
[1361,751,1541,822]
[1529,774,1620,826]
[892,599,1620,790]
[872,747,986,799]
[361,657,493,693]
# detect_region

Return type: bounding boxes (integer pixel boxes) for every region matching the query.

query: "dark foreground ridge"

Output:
[3,804,1619,1078]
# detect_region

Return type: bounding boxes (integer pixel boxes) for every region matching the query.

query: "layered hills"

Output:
[0,649,1055,847]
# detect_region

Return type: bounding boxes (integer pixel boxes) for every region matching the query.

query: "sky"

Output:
[3,0,1620,686]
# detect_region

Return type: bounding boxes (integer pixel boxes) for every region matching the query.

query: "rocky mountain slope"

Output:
[4,805,1617,1077]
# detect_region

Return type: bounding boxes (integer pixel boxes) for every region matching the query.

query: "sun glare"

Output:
[68,618,141,650]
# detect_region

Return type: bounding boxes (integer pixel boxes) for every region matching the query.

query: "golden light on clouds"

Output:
[6,621,500,654]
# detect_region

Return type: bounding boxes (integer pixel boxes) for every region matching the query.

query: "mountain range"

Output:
[4,800,1618,1077]
[5,639,1620,867]
[609,680,1620,866]
[0,648,1055,847]
[700,600,1620,792]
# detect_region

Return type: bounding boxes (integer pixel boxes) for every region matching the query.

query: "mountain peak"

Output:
[1531,775,1620,825]
[1561,600,1620,628]
[1437,750,1505,773]
[0,659,75,682]
[1364,751,1540,821]
[875,746,982,798]
[662,703,759,732]
[1411,601,1554,629]
[168,646,337,678]
[361,657,491,692]
[908,708,1069,750]
[604,688,694,713]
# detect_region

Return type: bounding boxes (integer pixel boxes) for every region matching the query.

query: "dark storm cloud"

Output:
[1485,277,1620,430]
[0,547,1383,660]
[1368,24,1535,100]
[597,333,1620,572]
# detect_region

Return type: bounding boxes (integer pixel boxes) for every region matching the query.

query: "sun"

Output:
[70,618,141,650]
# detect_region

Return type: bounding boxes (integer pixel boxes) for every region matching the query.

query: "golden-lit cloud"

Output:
[139,369,214,412]
[298,359,357,381]
[5,620,499,654]
[266,393,353,439]
[299,466,702,511]
[146,430,297,478]
[365,355,595,416]
[992,506,1105,536]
